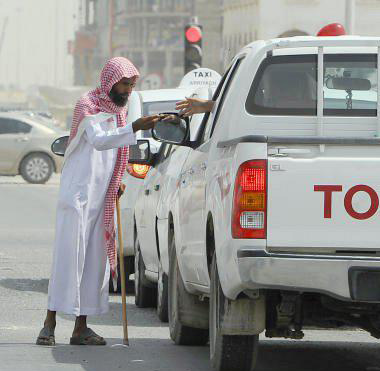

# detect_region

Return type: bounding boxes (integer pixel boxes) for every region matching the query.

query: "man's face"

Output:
[109,77,137,107]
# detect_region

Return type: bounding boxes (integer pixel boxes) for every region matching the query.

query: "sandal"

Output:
[36,326,55,346]
[70,327,106,345]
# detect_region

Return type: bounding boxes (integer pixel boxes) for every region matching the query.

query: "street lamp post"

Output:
[345,0,355,35]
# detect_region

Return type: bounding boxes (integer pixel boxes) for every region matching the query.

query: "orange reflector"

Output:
[127,164,150,179]
[239,192,265,210]
[133,164,150,176]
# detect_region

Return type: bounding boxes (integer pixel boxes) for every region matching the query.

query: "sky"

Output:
[0,0,78,89]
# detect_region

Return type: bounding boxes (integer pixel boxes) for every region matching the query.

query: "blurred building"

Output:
[69,0,113,86]
[70,0,224,88]
[113,0,193,88]
[222,0,380,67]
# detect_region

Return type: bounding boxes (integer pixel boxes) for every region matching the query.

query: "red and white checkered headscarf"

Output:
[68,57,139,276]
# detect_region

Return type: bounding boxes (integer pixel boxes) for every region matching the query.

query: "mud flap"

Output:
[220,296,266,335]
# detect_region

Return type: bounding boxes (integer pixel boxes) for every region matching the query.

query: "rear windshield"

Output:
[246,54,378,117]
[142,100,178,138]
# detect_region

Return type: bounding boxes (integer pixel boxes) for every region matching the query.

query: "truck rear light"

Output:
[240,211,265,229]
[127,164,150,179]
[239,192,265,210]
[232,160,267,239]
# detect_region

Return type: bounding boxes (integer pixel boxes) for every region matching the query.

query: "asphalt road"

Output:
[0,175,379,371]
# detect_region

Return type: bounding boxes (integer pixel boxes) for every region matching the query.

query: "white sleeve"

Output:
[84,122,137,151]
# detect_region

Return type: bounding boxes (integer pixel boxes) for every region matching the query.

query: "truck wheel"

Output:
[210,253,259,371]
[157,260,168,322]
[20,153,54,184]
[134,237,156,308]
[168,235,209,345]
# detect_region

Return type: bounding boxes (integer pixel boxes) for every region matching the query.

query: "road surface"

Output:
[0,175,379,371]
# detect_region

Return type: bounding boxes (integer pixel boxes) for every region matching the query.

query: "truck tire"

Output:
[134,237,156,308]
[157,259,168,322]
[20,153,54,184]
[168,235,209,345]
[210,253,259,371]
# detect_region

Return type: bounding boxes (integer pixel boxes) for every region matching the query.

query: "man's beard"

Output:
[109,88,129,107]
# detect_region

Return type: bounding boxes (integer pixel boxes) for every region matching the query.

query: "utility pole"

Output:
[54,0,59,86]
[109,0,114,58]
[345,0,355,35]
[0,16,8,58]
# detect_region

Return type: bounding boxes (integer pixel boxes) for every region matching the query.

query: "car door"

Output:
[138,143,173,274]
[0,118,32,173]
[178,58,244,285]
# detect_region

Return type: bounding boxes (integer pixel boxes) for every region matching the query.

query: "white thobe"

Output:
[47,112,136,316]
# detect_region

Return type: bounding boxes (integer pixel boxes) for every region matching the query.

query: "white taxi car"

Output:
[132,85,218,319]
[130,36,380,371]
[117,68,221,292]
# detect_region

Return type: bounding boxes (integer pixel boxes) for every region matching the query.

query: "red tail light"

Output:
[232,160,267,239]
[127,164,150,179]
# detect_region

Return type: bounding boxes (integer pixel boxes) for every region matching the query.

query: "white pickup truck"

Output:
[130,36,380,371]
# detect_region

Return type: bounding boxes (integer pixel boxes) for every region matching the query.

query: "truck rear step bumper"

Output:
[237,249,380,302]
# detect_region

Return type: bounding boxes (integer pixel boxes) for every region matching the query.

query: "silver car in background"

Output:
[0,111,65,184]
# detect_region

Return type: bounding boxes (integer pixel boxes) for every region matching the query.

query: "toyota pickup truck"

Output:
[130,36,380,371]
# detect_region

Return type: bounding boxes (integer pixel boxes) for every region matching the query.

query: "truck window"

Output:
[199,57,244,144]
[246,55,317,116]
[324,54,377,116]
[196,65,232,144]
[246,54,378,117]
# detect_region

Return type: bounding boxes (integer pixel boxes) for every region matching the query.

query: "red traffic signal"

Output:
[185,26,202,43]
[317,23,346,37]
[184,23,203,73]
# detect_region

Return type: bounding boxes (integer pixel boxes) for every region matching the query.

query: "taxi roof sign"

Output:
[178,68,221,88]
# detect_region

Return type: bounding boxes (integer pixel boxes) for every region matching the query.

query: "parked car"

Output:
[130,36,380,371]
[132,86,218,317]
[116,68,221,292]
[0,111,65,183]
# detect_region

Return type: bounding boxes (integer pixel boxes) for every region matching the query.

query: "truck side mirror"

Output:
[152,113,190,145]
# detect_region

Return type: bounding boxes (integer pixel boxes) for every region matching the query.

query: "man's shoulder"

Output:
[75,93,93,110]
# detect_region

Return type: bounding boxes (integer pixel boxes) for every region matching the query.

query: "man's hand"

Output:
[132,115,161,132]
[118,183,126,198]
[175,98,215,117]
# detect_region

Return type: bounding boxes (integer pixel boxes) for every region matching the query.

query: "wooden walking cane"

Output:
[116,197,129,346]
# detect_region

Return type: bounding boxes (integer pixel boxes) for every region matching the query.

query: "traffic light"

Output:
[184,23,202,74]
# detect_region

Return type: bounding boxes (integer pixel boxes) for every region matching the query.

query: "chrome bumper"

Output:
[237,249,380,302]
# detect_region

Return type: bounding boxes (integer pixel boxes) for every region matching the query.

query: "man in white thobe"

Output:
[36,57,160,346]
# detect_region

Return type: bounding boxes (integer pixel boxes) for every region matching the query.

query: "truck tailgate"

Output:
[267,144,380,253]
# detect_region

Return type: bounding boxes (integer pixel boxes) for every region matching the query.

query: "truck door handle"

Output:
[200,162,207,171]
[154,185,160,191]
[269,148,311,157]
[145,189,150,196]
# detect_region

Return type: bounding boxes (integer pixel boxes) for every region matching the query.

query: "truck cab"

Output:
[148,36,380,371]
